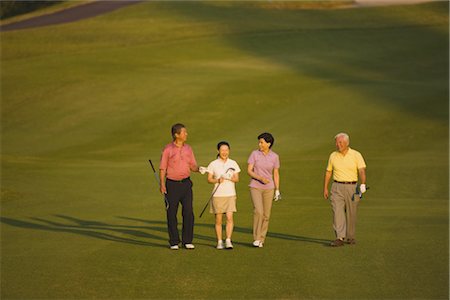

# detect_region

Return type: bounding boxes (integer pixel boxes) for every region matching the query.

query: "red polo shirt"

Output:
[160,142,197,181]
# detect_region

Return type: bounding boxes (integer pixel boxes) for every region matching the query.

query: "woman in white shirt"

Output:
[207,141,241,249]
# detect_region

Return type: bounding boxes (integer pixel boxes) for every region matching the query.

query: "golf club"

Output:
[352,184,370,201]
[199,167,235,218]
[148,159,169,210]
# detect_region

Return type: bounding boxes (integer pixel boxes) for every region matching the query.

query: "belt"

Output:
[334,180,357,185]
[167,177,190,183]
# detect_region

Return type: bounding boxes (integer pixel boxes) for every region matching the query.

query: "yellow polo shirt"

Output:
[326,148,366,182]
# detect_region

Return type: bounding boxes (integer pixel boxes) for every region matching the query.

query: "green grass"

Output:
[1,1,448,299]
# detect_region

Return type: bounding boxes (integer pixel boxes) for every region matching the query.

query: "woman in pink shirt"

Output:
[247,133,281,248]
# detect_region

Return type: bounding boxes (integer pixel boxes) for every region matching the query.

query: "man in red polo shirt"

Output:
[160,123,205,250]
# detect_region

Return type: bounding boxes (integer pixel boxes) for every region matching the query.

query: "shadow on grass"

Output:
[1,215,330,247]
[119,216,331,246]
[0,215,167,248]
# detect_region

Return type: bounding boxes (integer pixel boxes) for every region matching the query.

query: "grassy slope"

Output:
[1,2,448,299]
[0,1,92,25]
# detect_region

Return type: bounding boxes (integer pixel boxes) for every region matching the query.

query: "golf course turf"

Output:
[1,1,448,299]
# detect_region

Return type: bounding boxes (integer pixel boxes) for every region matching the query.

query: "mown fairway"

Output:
[1,2,448,299]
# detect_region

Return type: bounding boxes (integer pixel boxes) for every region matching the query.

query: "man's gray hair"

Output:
[335,132,350,143]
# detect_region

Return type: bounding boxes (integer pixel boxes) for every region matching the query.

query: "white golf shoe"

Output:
[253,240,261,247]
[184,243,195,250]
[216,240,224,250]
[170,245,179,250]
[225,239,233,249]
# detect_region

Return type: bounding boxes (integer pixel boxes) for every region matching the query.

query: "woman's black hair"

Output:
[258,132,274,148]
[217,141,230,158]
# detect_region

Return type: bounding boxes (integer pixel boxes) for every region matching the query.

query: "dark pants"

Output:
[166,178,194,246]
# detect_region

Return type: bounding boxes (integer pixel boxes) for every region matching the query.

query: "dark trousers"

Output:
[166,178,194,246]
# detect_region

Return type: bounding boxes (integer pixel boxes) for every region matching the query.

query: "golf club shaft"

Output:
[199,168,236,218]
[149,159,156,173]
[149,159,169,210]
[199,182,221,218]
[149,159,160,183]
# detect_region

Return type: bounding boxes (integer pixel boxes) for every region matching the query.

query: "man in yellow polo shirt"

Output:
[323,133,367,247]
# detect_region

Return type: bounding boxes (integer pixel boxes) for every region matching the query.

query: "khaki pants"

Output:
[250,188,275,242]
[330,182,360,239]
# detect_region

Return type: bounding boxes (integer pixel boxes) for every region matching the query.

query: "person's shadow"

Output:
[1,215,168,248]
[1,215,330,248]
[120,216,330,246]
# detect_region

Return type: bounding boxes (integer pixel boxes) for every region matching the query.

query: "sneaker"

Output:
[330,239,344,247]
[253,240,261,247]
[258,242,264,248]
[345,238,356,245]
[184,243,195,250]
[216,240,224,250]
[170,245,179,250]
[225,239,233,249]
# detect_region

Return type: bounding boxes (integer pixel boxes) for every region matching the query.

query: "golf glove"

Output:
[360,184,366,194]
[199,166,207,175]
[274,190,281,201]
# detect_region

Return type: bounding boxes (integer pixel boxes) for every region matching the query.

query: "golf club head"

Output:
[225,167,236,175]
[227,167,236,174]
[164,195,169,210]
[353,185,370,201]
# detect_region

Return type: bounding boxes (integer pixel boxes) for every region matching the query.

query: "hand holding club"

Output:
[359,184,366,194]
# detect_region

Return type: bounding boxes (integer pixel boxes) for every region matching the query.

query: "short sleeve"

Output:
[185,145,197,169]
[233,160,241,173]
[247,151,256,165]
[160,146,170,170]
[274,154,280,169]
[326,153,333,172]
[356,152,366,169]
[207,160,215,174]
